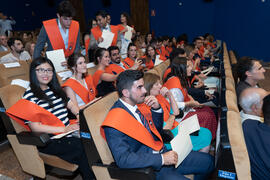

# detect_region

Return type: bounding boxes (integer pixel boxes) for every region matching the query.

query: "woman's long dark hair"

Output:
[30,57,69,107]
[94,47,108,65]
[67,53,87,79]
[164,57,189,89]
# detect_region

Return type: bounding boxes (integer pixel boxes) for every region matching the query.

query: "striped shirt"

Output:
[23,87,70,126]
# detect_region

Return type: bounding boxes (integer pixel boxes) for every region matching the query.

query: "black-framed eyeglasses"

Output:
[35,68,53,74]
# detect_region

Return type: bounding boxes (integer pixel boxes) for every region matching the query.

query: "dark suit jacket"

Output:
[33,19,80,59]
[104,100,165,170]
[242,119,270,180]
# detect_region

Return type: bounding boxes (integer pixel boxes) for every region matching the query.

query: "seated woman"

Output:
[6,57,94,179]
[163,57,217,139]
[93,48,117,97]
[144,44,166,69]
[122,43,142,70]
[62,53,96,109]
[144,73,212,152]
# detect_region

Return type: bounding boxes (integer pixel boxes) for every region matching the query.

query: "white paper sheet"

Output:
[202,101,217,108]
[98,30,114,48]
[178,114,200,135]
[124,26,133,41]
[57,70,72,81]
[87,62,95,68]
[205,89,215,95]
[170,132,193,168]
[3,62,20,68]
[50,129,78,139]
[46,49,66,72]
[11,79,30,89]
[201,66,214,76]
[154,55,163,66]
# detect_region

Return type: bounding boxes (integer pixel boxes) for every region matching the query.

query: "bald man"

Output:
[239,87,270,180]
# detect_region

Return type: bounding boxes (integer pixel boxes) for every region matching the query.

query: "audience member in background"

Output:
[101,70,214,180]
[84,19,97,61]
[0,34,9,52]
[106,13,111,25]
[34,0,80,59]
[93,48,117,97]
[144,73,212,153]
[122,43,142,70]
[163,57,217,139]
[145,32,152,46]
[105,46,126,75]
[0,38,31,63]
[6,57,94,180]
[239,87,270,180]
[25,41,36,59]
[144,44,166,69]
[63,53,96,109]
[89,10,121,50]
[118,12,135,58]
[236,57,265,102]
[0,15,16,36]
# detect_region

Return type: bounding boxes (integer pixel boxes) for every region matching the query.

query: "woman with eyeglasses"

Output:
[62,53,96,109]
[6,57,95,179]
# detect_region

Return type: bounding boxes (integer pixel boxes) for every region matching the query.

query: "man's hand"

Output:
[144,95,160,110]
[98,37,104,43]
[162,151,178,165]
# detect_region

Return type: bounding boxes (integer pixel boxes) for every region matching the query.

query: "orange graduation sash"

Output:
[43,19,79,57]
[101,107,163,151]
[105,63,125,75]
[62,75,96,104]
[6,99,76,134]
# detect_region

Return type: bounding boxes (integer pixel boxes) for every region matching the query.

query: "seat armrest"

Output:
[160,129,174,143]
[17,132,50,147]
[95,162,155,180]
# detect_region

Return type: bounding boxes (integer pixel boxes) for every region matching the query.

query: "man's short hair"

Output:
[262,94,270,125]
[116,70,144,97]
[57,0,75,17]
[237,56,259,81]
[95,10,107,18]
[169,48,186,63]
[239,88,261,112]
[7,38,22,48]
[108,46,119,56]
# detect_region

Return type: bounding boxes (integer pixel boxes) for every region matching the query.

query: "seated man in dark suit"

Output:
[239,87,270,180]
[101,70,214,180]
[236,57,265,102]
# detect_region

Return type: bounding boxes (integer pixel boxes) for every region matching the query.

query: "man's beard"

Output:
[129,93,145,105]
[16,49,24,54]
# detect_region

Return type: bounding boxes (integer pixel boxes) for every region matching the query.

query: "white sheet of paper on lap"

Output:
[46,49,66,72]
[204,83,216,89]
[57,70,72,81]
[3,62,20,68]
[154,56,163,66]
[205,89,215,95]
[11,79,30,89]
[98,31,114,48]
[87,62,95,68]
[170,132,193,168]
[202,101,217,108]
[178,114,200,134]
[50,129,77,139]
[124,26,133,41]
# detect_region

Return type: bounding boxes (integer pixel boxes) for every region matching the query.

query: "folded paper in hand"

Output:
[170,114,200,167]
[98,31,114,49]
[46,49,66,72]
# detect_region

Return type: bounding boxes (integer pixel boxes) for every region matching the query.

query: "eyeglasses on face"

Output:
[35,68,53,74]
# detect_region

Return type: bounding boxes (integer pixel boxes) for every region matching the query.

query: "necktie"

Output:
[136,108,151,133]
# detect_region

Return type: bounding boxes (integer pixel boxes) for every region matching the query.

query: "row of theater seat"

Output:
[223,42,251,180]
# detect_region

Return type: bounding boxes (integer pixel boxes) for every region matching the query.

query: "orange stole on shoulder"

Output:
[62,75,96,104]
[163,76,190,102]
[101,107,163,151]
[91,25,119,46]
[123,57,134,69]
[163,68,171,80]
[6,99,76,134]
[43,19,79,57]
[92,69,104,88]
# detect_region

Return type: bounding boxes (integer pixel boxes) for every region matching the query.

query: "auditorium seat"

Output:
[226,110,251,180]
[0,61,30,88]
[87,65,98,75]
[229,50,237,65]
[0,85,78,179]
[153,60,170,79]
[0,51,10,58]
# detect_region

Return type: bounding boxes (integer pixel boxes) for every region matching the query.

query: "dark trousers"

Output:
[155,151,214,180]
[38,137,95,180]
